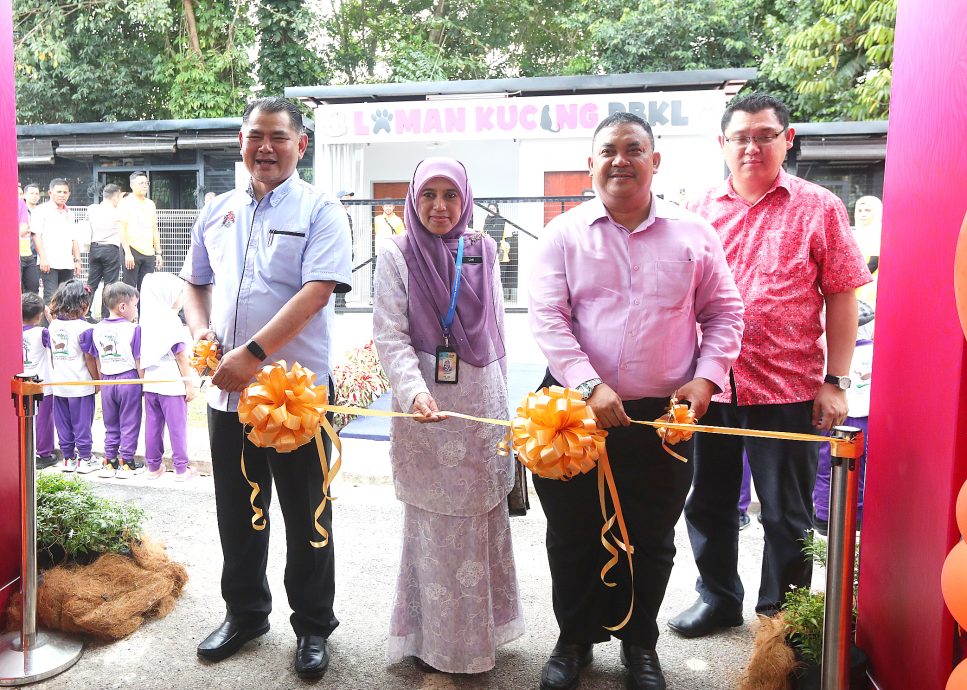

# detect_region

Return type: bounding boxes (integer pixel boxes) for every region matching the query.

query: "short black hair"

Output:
[243,97,305,135]
[129,171,148,184]
[48,178,69,192]
[103,281,139,311]
[22,292,44,321]
[102,184,122,199]
[592,111,655,148]
[721,93,791,133]
[24,183,40,194]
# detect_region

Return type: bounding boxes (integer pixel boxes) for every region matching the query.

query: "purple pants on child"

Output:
[144,392,189,472]
[738,451,752,514]
[53,395,95,460]
[36,394,54,458]
[812,415,869,522]
[101,370,143,462]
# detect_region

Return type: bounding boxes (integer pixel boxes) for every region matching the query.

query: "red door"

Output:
[543,171,593,225]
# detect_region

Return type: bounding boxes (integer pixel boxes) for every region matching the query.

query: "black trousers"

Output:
[684,400,818,615]
[533,373,693,648]
[41,268,74,305]
[86,243,121,319]
[208,406,339,637]
[20,256,39,294]
[122,248,155,294]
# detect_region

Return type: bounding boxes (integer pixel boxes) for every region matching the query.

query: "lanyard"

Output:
[440,237,465,346]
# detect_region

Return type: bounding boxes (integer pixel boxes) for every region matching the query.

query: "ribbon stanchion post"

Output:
[821,425,864,690]
[0,375,83,686]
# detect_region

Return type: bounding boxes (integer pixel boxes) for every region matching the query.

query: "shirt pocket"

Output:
[653,260,696,310]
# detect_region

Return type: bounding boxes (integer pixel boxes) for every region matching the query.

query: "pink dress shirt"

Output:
[687,169,872,405]
[529,195,744,400]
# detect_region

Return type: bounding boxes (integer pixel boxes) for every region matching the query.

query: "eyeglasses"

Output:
[723,130,786,147]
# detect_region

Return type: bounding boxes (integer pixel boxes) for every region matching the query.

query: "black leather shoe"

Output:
[621,643,666,690]
[540,641,593,690]
[668,597,743,638]
[197,618,270,661]
[295,635,330,679]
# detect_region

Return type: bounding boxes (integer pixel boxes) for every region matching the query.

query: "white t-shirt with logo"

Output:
[48,318,94,397]
[89,318,140,376]
[22,325,51,381]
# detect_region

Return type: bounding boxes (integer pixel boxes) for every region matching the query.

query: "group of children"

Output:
[22,273,197,480]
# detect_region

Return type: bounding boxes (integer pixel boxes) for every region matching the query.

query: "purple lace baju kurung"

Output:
[373,239,524,673]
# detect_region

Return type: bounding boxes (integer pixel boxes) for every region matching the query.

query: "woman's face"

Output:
[417,176,462,236]
[855,198,880,227]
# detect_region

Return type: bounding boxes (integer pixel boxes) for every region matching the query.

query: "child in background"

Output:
[47,280,97,473]
[22,292,57,469]
[87,282,143,478]
[138,273,195,481]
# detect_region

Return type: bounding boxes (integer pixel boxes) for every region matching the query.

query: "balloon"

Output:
[941,541,967,628]
[947,658,967,690]
[954,211,967,341]
[957,481,967,537]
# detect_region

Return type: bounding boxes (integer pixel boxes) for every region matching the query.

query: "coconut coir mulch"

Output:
[6,539,187,641]
[737,612,797,690]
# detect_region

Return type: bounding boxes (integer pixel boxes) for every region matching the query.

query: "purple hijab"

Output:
[392,157,505,368]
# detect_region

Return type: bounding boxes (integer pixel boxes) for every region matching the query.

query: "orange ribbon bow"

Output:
[653,400,696,462]
[237,361,341,548]
[510,386,635,631]
[190,339,221,376]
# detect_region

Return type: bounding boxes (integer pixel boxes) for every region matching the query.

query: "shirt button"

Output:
[633,299,640,305]
[633,265,640,271]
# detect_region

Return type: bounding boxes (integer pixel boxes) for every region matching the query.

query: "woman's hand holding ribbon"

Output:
[412,392,448,423]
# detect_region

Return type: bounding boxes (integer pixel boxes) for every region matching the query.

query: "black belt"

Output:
[90,242,119,247]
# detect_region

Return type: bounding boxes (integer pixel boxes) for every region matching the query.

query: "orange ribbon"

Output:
[509,386,635,630]
[653,400,697,462]
[237,361,342,548]
[191,339,221,376]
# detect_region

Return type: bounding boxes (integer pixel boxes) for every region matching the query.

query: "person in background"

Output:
[18,183,39,294]
[86,282,142,478]
[139,272,196,481]
[119,171,161,294]
[32,179,81,309]
[373,202,405,246]
[22,292,57,469]
[373,157,523,675]
[86,184,124,320]
[47,280,97,474]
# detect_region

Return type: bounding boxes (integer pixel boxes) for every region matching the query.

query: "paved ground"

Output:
[27,311,813,689]
[31,458,775,690]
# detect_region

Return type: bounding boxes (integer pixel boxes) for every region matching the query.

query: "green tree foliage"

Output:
[317,0,587,84]
[760,0,895,120]
[14,0,254,123]
[578,0,775,74]
[257,0,330,98]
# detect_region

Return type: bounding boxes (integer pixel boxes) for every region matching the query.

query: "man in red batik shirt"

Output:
[669,93,872,638]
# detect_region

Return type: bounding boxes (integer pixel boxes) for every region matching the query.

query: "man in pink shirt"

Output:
[669,94,872,639]
[529,111,744,690]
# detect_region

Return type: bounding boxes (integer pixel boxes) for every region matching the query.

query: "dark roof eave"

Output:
[792,121,888,136]
[285,69,757,105]
[17,116,315,137]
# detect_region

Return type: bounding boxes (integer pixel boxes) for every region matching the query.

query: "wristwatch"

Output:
[245,339,267,362]
[823,374,851,390]
[576,377,603,400]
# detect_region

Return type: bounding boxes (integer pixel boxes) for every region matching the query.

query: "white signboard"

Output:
[316,90,727,143]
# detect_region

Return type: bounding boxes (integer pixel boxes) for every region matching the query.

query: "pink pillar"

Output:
[855,2,967,688]
[0,0,24,618]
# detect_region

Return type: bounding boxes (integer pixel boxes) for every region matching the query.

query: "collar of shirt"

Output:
[714,168,793,204]
[581,193,684,234]
[244,170,300,207]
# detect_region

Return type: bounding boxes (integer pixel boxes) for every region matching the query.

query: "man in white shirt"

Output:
[86,184,124,319]
[32,178,81,307]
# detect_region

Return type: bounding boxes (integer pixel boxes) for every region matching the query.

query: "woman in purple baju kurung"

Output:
[373,157,525,674]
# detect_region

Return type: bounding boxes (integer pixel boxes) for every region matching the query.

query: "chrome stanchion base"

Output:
[0,630,83,685]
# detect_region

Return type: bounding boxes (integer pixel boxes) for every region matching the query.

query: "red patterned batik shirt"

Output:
[687,169,872,406]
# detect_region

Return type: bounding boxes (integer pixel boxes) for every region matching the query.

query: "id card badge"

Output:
[435,345,459,384]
